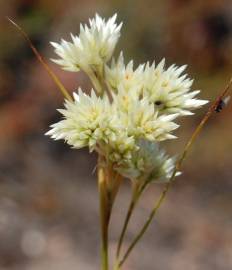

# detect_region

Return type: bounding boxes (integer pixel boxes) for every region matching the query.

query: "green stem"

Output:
[101,206,111,270]
[114,181,148,270]
[113,263,121,270]
[98,158,122,270]
[118,182,171,267]
[116,198,136,258]
[98,161,110,270]
[88,69,104,96]
[116,182,141,259]
[118,77,232,268]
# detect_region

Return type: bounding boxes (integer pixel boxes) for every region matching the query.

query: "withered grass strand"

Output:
[118,77,232,268]
[7,17,72,101]
[9,15,231,270]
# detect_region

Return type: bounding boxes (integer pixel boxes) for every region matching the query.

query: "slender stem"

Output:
[101,232,108,270]
[113,263,121,270]
[97,67,113,101]
[116,183,139,259]
[88,69,104,96]
[116,181,148,259]
[98,160,111,270]
[7,18,72,101]
[118,182,171,267]
[101,206,111,270]
[118,77,232,268]
[98,158,122,270]
[116,199,135,257]
[114,181,148,270]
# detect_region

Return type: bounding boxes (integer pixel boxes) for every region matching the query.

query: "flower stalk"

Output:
[9,13,231,270]
[98,160,110,270]
[87,69,104,96]
[115,181,145,260]
[118,76,232,268]
[7,17,72,101]
[98,156,123,270]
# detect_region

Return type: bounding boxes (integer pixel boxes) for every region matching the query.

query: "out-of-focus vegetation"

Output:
[0,1,232,269]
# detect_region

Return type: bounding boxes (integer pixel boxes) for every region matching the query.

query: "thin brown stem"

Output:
[88,69,104,96]
[116,182,140,259]
[119,77,232,268]
[114,180,149,270]
[98,159,111,270]
[98,158,123,270]
[118,182,171,268]
[7,17,72,101]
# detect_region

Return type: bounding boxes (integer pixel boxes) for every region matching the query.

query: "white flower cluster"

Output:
[106,53,208,116]
[51,14,122,74]
[115,140,180,183]
[47,14,208,183]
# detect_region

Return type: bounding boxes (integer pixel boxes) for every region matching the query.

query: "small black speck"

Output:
[155,101,162,106]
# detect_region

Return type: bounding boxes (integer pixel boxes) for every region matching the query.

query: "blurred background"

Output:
[0,0,232,269]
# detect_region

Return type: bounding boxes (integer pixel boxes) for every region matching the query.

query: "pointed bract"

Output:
[51,14,122,73]
[47,14,209,184]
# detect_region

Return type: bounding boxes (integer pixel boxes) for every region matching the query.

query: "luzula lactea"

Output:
[46,14,208,270]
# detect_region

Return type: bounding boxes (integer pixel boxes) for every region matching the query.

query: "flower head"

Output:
[51,14,122,73]
[142,60,208,116]
[116,140,179,182]
[46,89,115,151]
[105,56,208,117]
[112,86,179,141]
[47,13,208,184]
[105,52,144,93]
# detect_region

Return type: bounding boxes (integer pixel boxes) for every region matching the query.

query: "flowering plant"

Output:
[9,13,231,270]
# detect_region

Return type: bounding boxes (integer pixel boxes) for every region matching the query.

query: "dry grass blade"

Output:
[118,77,232,268]
[7,17,72,101]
